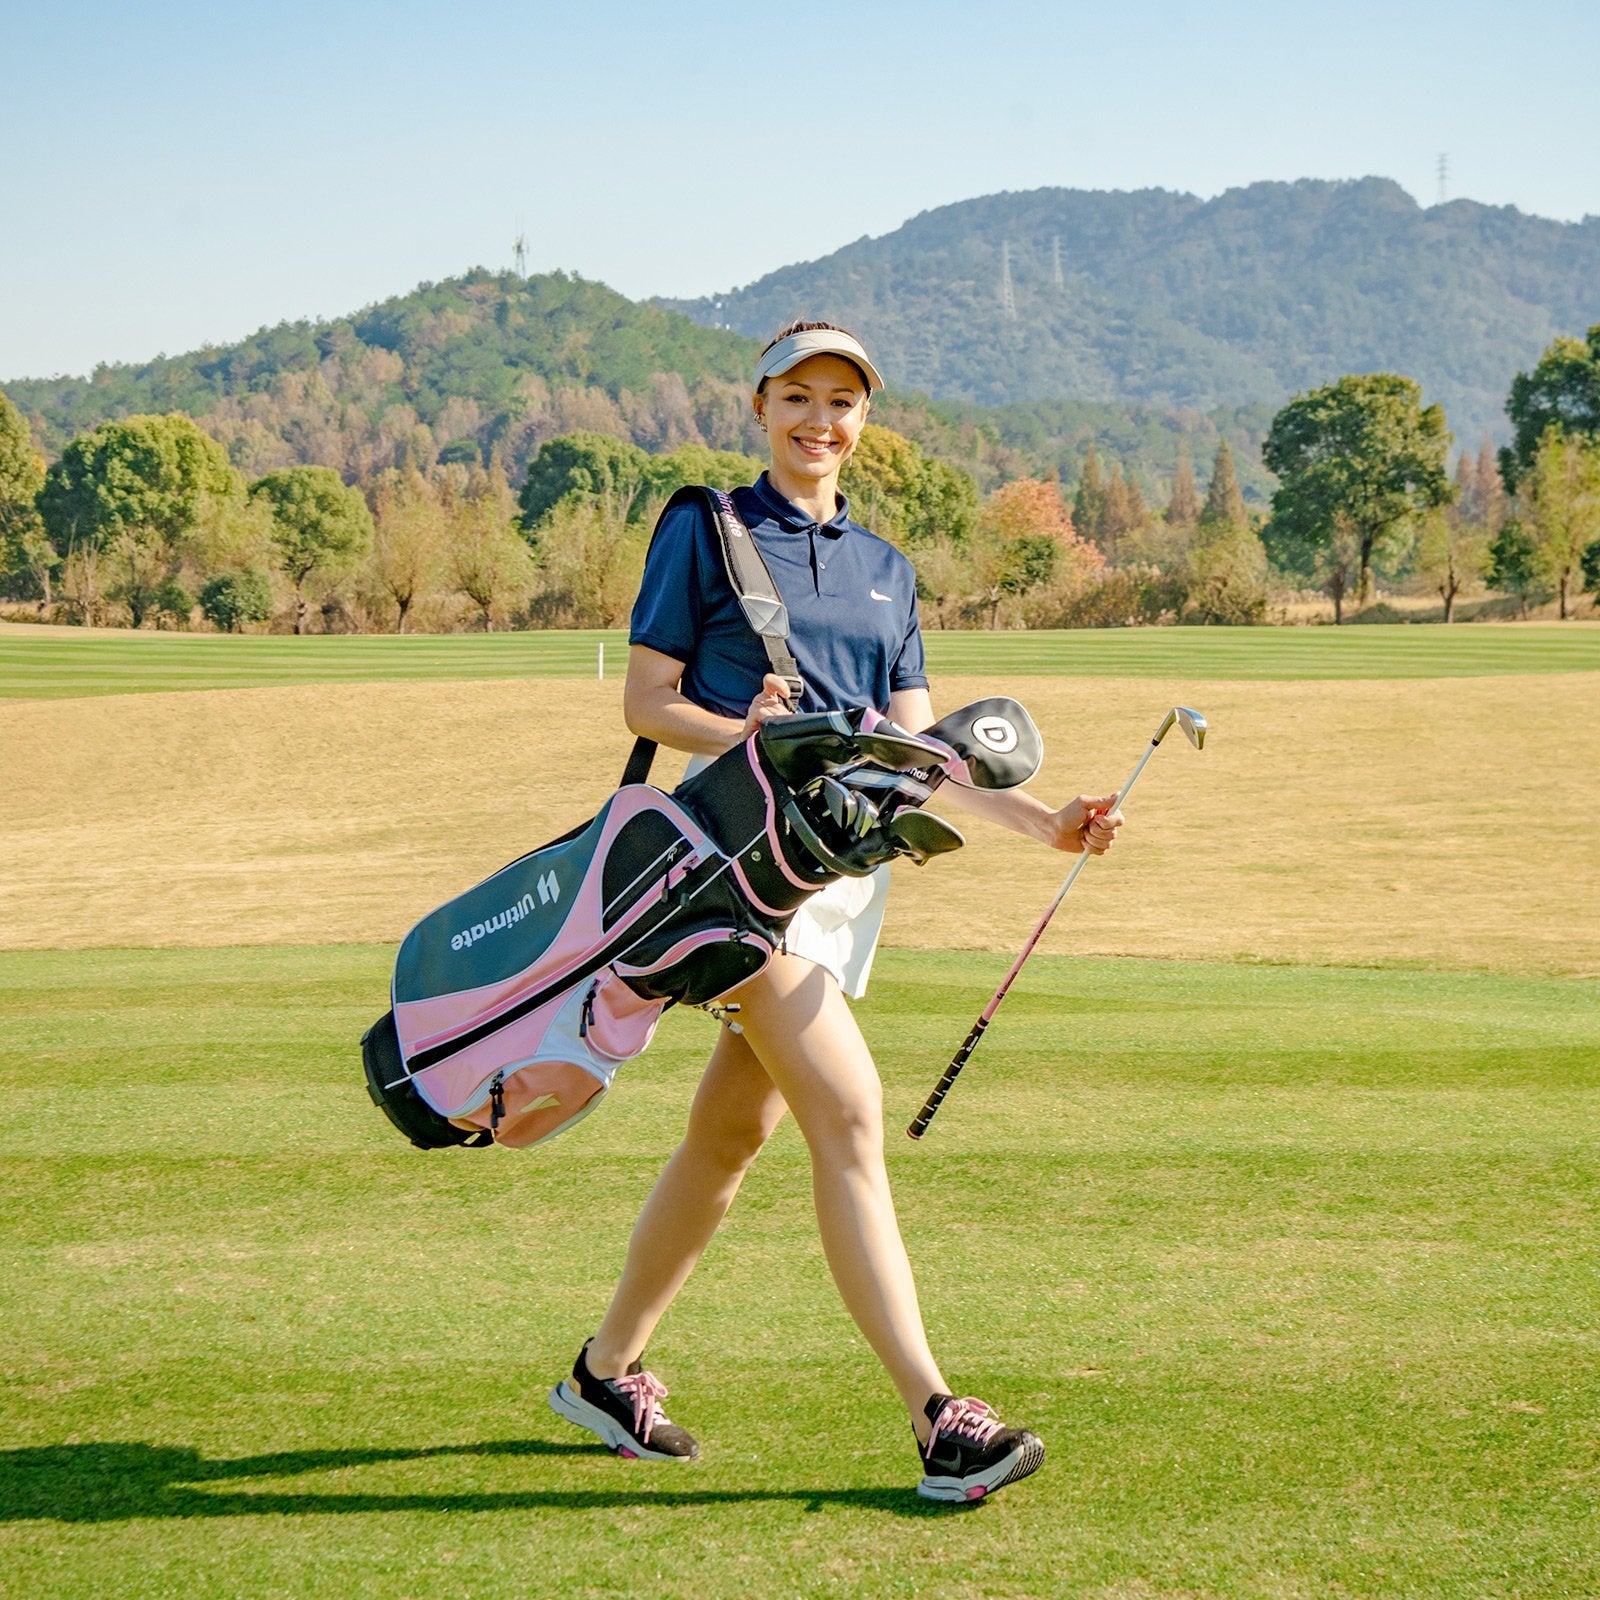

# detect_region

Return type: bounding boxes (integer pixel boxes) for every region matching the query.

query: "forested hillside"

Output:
[5,269,1270,498]
[7,272,759,482]
[662,178,1600,446]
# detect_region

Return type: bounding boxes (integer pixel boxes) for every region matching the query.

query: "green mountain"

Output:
[6,271,758,469]
[660,177,1600,447]
[2,267,1272,499]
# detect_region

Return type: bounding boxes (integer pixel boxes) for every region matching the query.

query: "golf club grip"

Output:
[907,1018,989,1139]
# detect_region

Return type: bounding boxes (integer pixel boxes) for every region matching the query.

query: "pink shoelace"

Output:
[930,1397,1002,1448]
[612,1370,671,1444]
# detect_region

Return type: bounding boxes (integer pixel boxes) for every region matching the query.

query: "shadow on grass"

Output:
[1,1440,953,1521]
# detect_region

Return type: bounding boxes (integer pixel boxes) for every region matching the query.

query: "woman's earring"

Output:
[755,414,767,431]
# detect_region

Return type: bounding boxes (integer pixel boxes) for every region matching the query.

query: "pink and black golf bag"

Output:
[361,698,1042,1151]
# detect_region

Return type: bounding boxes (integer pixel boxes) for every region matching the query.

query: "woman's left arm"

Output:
[886,686,1123,857]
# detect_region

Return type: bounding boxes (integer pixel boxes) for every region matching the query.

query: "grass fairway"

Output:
[4,945,1597,1599]
[3,618,1598,699]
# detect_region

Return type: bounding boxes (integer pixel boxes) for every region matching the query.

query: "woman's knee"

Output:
[681,1038,785,1176]
[682,1095,779,1176]
[796,1074,885,1165]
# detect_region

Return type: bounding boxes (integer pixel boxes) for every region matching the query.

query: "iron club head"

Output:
[1153,706,1207,750]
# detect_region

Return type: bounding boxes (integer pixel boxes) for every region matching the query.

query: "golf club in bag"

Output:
[363,696,1044,1151]
[907,705,1208,1141]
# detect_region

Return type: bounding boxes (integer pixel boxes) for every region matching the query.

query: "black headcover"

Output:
[918,697,1043,790]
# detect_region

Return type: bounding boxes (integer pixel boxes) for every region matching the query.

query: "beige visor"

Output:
[753,328,884,394]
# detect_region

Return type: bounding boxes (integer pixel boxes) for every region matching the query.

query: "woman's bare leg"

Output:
[586,1022,787,1378]
[729,954,948,1435]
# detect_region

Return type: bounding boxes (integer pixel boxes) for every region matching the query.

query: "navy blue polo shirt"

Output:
[629,474,928,718]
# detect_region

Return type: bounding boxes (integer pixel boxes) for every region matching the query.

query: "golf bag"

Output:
[361,697,1042,1152]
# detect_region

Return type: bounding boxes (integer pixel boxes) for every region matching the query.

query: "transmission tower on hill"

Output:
[513,231,529,277]
[1000,240,1017,320]
[1436,153,1449,205]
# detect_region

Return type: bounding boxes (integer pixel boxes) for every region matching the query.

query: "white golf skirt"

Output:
[681,752,889,999]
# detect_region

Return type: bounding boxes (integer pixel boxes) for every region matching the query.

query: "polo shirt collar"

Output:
[750,473,851,539]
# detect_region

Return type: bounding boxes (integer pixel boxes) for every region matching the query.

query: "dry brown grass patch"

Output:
[3,673,1595,975]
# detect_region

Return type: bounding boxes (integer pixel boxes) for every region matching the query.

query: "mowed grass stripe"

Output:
[0,629,620,699]
[3,621,1597,699]
[2,945,1598,1598]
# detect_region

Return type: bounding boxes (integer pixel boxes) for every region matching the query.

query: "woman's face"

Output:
[755,353,870,493]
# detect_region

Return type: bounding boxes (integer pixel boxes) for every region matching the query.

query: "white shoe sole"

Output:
[547,1380,693,1461]
[917,1435,1045,1502]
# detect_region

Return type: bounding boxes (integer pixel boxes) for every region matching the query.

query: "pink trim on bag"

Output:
[615,927,773,989]
[727,855,791,919]
[395,788,716,1058]
[742,739,822,894]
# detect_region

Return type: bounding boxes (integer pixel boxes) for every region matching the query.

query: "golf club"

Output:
[907,706,1208,1140]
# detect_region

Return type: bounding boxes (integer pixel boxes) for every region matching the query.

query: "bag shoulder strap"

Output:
[621,486,805,786]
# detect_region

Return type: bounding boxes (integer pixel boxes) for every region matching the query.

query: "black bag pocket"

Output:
[361,1009,492,1150]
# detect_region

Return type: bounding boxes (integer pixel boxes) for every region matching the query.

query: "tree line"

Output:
[2,325,1597,634]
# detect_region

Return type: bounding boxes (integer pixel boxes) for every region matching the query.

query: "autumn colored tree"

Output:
[442,466,536,631]
[526,497,647,628]
[1099,463,1149,562]
[1185,526,1268,624]
[1186,442,1267,623]
[1411,446,1497,623]
[1199,439,1248,531]
[1164,445,1200,532]
[1456,439,1506,532]
[1475,438,1507,530]
[971,477,1102,625]
[250,465,374,634]
[367,469,446,633]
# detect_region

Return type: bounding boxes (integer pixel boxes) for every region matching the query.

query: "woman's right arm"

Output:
[624,645,794,758]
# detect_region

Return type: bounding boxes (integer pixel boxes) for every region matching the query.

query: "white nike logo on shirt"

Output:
[869,589,893,602]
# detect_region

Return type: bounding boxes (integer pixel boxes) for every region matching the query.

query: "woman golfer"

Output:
[549,322,1123,1501]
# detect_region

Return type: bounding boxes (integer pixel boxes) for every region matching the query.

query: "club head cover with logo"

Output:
[915,698,1042,790]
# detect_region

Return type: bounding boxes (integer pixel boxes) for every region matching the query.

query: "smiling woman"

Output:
[751,324,882,513]
[542,318,1129,1503]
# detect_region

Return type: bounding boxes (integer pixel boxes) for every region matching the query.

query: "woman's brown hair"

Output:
[759,319,860,355]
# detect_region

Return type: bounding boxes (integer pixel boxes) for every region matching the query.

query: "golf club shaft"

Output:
[906,732,1168,1141]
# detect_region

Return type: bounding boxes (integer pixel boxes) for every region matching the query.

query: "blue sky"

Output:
[4,0,1596,380]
